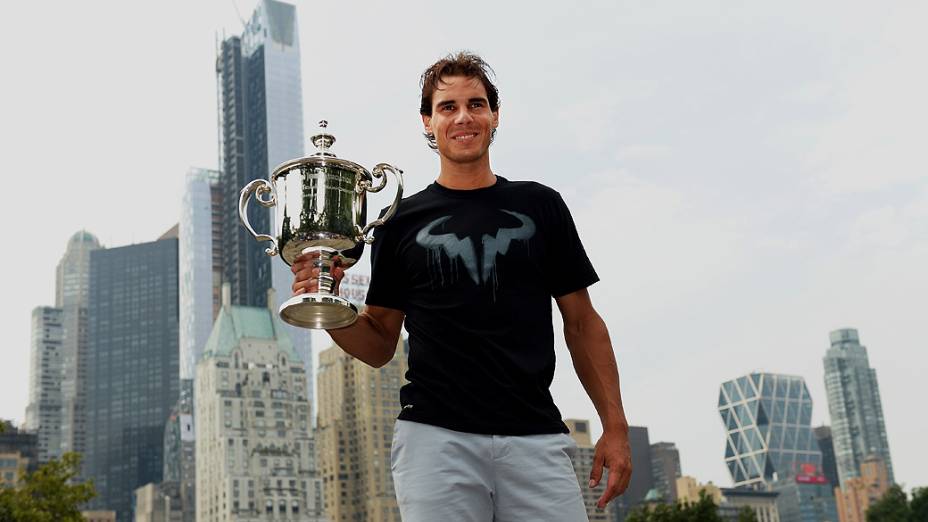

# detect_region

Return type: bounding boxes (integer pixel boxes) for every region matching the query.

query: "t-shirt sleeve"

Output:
[364,221,406,311]
[544,191,599,297]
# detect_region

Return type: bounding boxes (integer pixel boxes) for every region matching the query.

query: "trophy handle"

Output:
[239,179,279,256]
[356,163,404,244]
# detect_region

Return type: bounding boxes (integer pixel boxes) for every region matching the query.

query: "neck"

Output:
[435,155,496,190]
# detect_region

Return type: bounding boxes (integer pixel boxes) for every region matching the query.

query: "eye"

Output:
[469,101,485,109]
[441,104,455,112]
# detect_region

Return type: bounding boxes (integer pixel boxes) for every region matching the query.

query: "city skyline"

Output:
[1,0,925,492]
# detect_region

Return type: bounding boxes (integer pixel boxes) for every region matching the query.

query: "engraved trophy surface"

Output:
[239,120,403,329]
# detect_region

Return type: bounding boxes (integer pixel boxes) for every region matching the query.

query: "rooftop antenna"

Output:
[231,0,247,28]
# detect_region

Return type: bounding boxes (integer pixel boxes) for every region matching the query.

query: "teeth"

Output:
[454,134,476,140]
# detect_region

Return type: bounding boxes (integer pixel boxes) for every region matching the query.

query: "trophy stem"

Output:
[278,246,357,329]
[313,247,337,295]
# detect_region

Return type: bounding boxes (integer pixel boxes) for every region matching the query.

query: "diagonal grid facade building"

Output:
[718,373,822,489]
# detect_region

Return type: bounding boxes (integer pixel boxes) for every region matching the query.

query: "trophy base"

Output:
[279,293,359,329]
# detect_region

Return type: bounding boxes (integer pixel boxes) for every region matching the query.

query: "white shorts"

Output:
[391,419,589,522]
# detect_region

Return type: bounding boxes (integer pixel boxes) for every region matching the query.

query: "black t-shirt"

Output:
[364,176,598,435]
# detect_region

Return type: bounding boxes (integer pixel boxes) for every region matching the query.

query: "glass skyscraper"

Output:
[24,306,63,464]
[217,0,312,406]
[179,168,221,382]
[57,230,101,458]
[823,328,893,486]
[718,373,823,488]
[83,238,180,521]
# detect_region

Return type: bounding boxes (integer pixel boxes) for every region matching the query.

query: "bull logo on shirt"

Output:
[415,210,536,286]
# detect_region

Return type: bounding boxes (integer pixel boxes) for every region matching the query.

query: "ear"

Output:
[492,109,499,128]
[422,114,432,134]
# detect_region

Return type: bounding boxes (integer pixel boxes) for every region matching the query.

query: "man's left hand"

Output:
[589,429,632,509]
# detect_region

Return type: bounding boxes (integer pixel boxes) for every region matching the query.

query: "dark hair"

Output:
[420,51,500,150]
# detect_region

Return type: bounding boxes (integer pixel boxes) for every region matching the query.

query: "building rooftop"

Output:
[203,304,297,360]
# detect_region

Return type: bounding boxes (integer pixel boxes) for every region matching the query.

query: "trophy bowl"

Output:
[239,120,403,329]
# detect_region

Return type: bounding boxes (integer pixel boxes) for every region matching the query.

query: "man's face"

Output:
[422,75,499,165]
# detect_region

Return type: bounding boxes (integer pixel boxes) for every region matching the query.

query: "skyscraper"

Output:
[179,167,222,382]
[315,340,406,522]
[813,426,840,488]
[23,306,63,465]
[194,287,323,521]
[718,373,823,489]
[217,0,312,411]
[217,0,303,309]
[57,230,101,458]
[564,418,614,521]
[823,328,893,486]
[83,237,180,521]
[650,442,682,503]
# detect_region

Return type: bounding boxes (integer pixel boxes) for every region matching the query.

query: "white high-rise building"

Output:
[823,328,893,487]
[195,287,323,522]
[24,306,64,464]
[179,167,222,382]
[56,230,101,457]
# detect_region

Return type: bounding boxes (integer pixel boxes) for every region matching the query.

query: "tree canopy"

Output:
[867,484,928,522]
[0,452,95,522]
[623,491,751,522]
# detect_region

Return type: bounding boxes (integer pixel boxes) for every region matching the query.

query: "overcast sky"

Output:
[1,0,925,490]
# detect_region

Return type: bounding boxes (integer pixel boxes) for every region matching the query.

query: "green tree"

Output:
[0,452,95,522]
[866,484,919,522]
[910,488,928,522]
[625,491,724,522]
[736,506,758,522]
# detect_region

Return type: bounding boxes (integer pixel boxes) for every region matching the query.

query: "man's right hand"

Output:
[290,251,347,296]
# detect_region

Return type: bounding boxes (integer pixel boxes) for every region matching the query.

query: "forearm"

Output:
[565,313,628,433]
[326,310,400,368]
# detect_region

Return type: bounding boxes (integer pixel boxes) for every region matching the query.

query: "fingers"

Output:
[290,258,347,296]
[597,467,621,509]
[589,452,604,489]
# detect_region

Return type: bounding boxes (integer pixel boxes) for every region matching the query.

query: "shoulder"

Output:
[375,185,433,220]
[500,179,563,201]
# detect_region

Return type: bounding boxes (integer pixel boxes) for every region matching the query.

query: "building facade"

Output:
[813,426,840,488]
[179,168,222,382]
[823,329,893,486]
[834,455,891,522]
[315,340,406,522]
[217,0,313,414]
[718,489,780,522]
[194,289,323,522]
[650,441,682,503]
[24,306,64,464]
[161,380,196,522]
[770,463,838,522]
[58,230,101,459]
[83,238,180,521]
[564,419,614,521]
[0,424,38,487]
[718,373,823,488]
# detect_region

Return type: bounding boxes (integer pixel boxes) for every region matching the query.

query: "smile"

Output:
[452,133,478,142]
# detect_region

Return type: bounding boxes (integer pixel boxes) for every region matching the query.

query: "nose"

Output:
[454,107,474,124]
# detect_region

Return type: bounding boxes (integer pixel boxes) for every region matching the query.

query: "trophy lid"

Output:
[310,120,337,157]
[270,119,372,180]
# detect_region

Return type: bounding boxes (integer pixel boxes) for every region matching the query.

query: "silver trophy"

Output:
[239,120,403,329]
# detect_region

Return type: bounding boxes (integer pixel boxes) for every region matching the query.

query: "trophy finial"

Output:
[311,119,336,155]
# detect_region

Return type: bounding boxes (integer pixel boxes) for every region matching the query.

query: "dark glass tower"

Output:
[216,0,303,309]
[813,425,840,488]
[83,238,180,521]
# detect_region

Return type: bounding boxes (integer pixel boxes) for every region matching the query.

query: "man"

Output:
[292,52,631,521]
